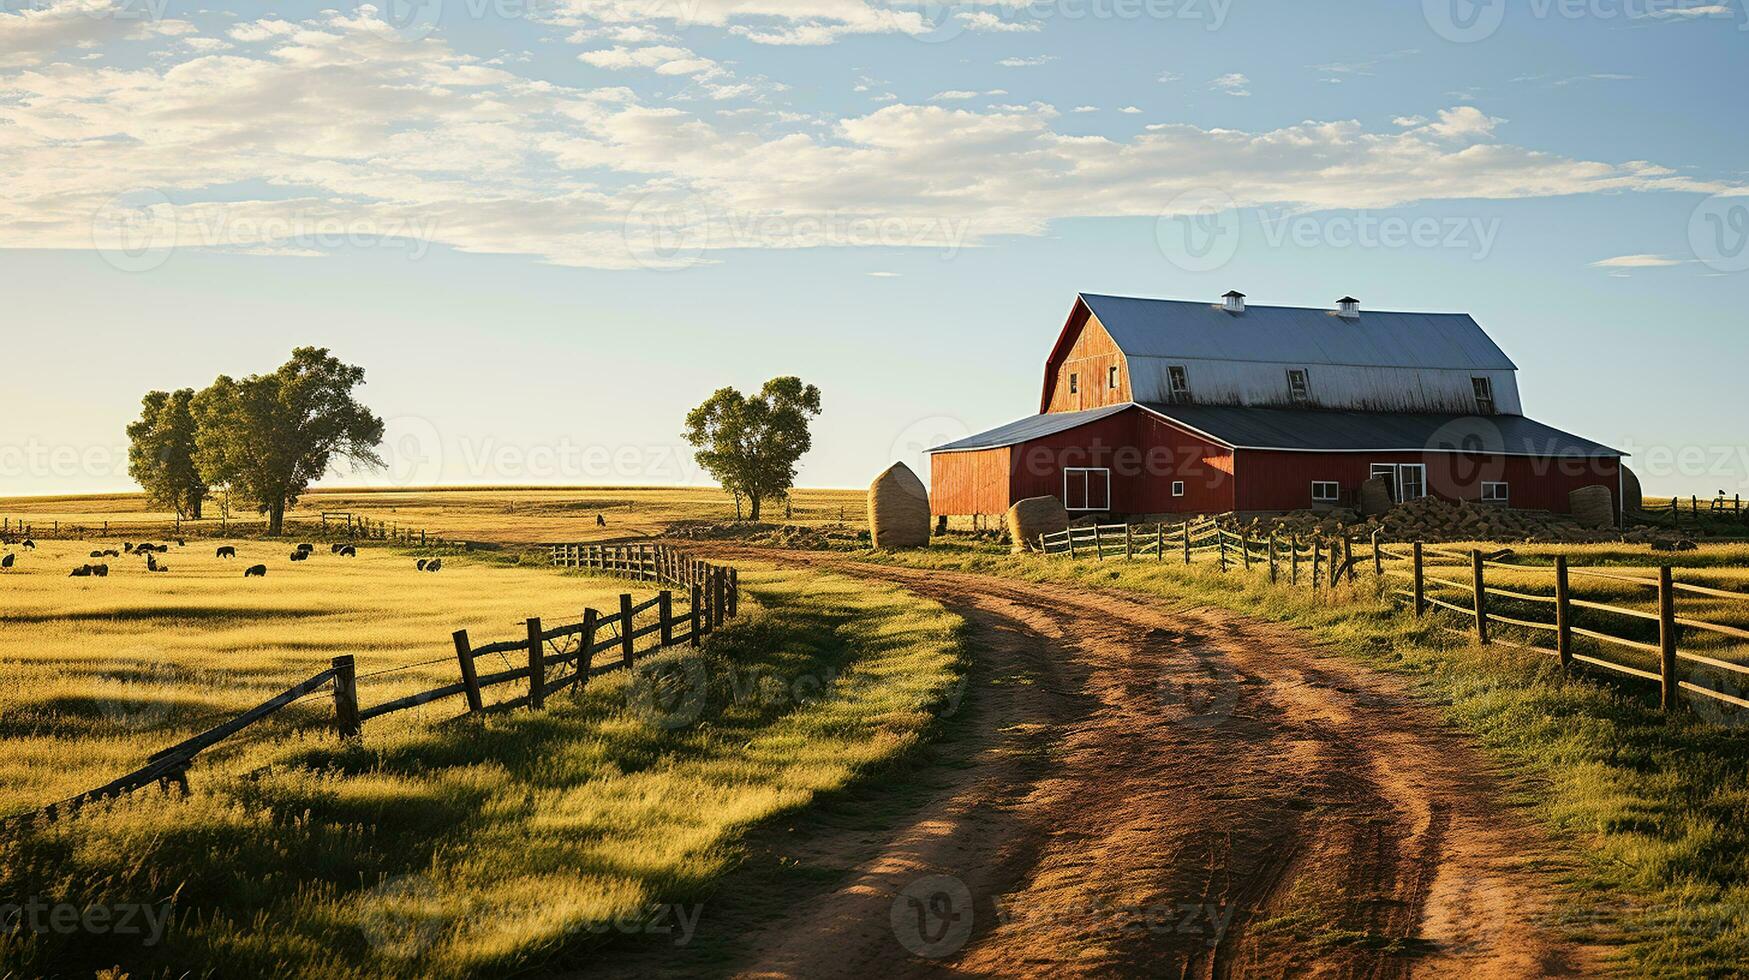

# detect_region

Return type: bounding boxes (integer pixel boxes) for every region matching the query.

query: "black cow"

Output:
[331,543,345,554]
[216,546,237,559]
[244,564,267,578]
[1,553,14,569]
[70,564,93,577]
[89,550,105,559]
[424,558,442,573]
[338,545,356,557]
[596,514,606,527]
[416,559,429,571]
[91,564,109,577]
[21,539,34,550]
[289,551,308,562]
[146,553,168,572]
[176,538,186,547]
[123,542,135,553]
[296,543,315,554]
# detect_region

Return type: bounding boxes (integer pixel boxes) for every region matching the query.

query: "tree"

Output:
[683,376,822,522]
[126,388,208,519]
[192,347,385,536]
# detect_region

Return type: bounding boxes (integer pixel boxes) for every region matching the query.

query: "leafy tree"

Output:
[126,388,208,519]
[192,348,385,535]
[683,376,822,521]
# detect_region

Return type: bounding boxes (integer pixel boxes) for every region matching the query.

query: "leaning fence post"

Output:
[690,583,703,646]
[620,593,636,668]
[659,589,674,646]
[1268,537,1278,583]
[1554,555,1572,669]
[527,617,546,711]
[1659,566,1678,711]
[1241,532,1252,572]
[1471,550,1490,645]
[452,629,483,712]
[331,655,360,740]
[1218,532,1228,572]
[577,608,598,693]
[1412,542,1426,617]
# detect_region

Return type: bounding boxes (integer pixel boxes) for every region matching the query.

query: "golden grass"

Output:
[0,538,965,978]
[0,486,868,546]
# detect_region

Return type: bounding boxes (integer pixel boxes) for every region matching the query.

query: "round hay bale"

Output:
[868,462,931,549]
[1006,496,1070,553]
[1358,477,1393,517]
[1621,466,1644,514]
[1569,485,1616,530]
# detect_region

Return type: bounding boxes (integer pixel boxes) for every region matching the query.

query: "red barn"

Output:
[929,291,1624,522]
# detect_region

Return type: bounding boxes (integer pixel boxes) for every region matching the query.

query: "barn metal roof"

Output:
[1140,404,1623,457]
[1079,293,1518,371]
[929,403,1132,453]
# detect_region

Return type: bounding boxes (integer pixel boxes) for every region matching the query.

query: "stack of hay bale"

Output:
[1006,496,1070,553]
[868,463,931,549]
[1357,477,1394,518]
[1568,486,1616,530]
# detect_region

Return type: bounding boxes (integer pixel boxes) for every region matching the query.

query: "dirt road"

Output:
[674,550,1599,980]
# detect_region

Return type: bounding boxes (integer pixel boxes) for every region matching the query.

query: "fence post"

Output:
[712,569,726,627]
[690,583,703,646]
[1124,524,1133,560]
[1372,529,1383,577]
[1094,525,1103,561]
[577,608,598,693]
[1310,541,1320,590]
[1218,532,1228,573]
[1068,529,1078,559]
[1156,524,1164,562]
[620,593,636,668]
[660,590,674,646]
[1412,542,1425,617]
[1268,537,1278,584]
[527,617,546,711]
[1182,523,1191,565]
[1554,555,1572,670]
[331,655,360,740]
[1659,566,1677,711]
[1343,535,1356,584]
[727,568,739,618]
[452,629,483,712]
[1471,550,1489,645]
[1291,536,1300,585]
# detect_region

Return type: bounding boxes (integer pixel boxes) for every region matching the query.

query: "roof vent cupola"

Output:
[1336,296,1360,319]
[1221,290,1246,314]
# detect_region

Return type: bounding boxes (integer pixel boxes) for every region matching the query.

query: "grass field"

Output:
[0,486,868,547]
[0,535,965,977]
[857,539,1749,976]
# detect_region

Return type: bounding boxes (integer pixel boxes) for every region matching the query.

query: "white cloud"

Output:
[1591,254,1684,268]
[1156,71,1182,83]
[1071,105,1099,113]
[546,0,932,46]
[930,90,981,102]
[997,54,1055,67]
[866,271,900,277]
[1117,105,1142,114]
[1419,105,1504,139]
[0,0,192,67]
[1209,73,1250,96]
[957,10,1039,32]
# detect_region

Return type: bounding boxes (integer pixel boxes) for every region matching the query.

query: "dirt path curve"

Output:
[693,549,1599,980]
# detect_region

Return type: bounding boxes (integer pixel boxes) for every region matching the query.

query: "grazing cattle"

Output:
[296,543,315,555]
[70,564,93,577]
[92,564,109,577]
[331,543,345,554]
[425,559,442,573]
[146,553,168,572]
[176,538,186,547]
[1,553,14,569]
[89,550,105,558]
[289,550,308,562]
[21,539,34,550]
[416,559,429,571]
[216,546,237,559]
[596,514,606,527]
[244,564,267,578]
[123,542,135,553]
[338,545,356,557]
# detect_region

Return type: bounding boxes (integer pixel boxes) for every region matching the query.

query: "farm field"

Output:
[0,486,868,547]
[0,535,966,976]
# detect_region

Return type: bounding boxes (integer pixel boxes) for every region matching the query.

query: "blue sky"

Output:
[3,0,1747,498]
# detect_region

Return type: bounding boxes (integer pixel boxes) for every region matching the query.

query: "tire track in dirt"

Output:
[682,550,1600,978]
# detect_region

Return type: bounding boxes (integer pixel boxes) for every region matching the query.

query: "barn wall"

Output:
[1234,450,1622,514]
[1130,413,1235,514]
[1008,410,1140,508]
[929,446,1013,516]
[1041,312,1131,414]
[1128,358,1523,415]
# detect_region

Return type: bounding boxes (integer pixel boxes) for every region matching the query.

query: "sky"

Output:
[2,0,1748,499]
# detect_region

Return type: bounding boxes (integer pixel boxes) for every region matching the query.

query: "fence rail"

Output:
[1039,520,1749,720]
[2,545,743,831]
[1,513,462,549]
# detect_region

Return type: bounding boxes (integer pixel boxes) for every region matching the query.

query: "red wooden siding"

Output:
[1234,450,1621,514]
[929,446,1012,516]
[1040,304,1129,414]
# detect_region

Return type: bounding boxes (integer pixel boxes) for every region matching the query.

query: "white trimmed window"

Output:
[1481,482,1509,504]
[1068,372,1078,394]
[1472,376,1496,415]
[1171,481,1185,498]
[1311,481,1340,503]
[1167,365,1190,401]
[1063,468,1112,512]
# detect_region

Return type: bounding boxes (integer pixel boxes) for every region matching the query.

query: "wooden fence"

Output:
[1039,520,1749,719]
[1637,495,1749,527]
[3,547,742,830]
[0,514,460,548]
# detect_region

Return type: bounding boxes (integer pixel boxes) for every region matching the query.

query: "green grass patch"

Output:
[854,540,1749,977]
[0,565,965,978]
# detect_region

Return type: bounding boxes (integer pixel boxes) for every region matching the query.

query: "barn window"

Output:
[1108,365,1120,390]
[1286,368,1310,405]
[1481,482,1509,505]
[1063,468,1111,512]
[1371,463,1428,502]
[1472,376,1496,415]
[1171,481,1185,498]
[1311,481,1340,503]
[1168,365,1190,401]
[1068,372,1079,394]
